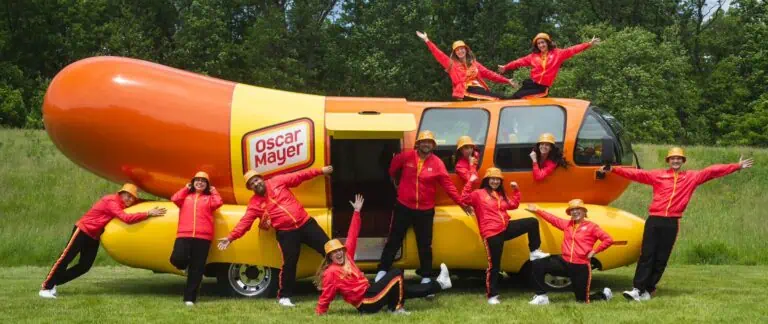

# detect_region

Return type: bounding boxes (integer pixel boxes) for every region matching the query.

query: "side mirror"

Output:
[595,137,616,180]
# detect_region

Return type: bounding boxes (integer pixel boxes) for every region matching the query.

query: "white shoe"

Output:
[39,289,56,299]
[603,287,613,301]
[184,301,194,307]
[375,271,387,283]
[278,298,295,307]
[391,308,411,315]
[622,288,641,301]
[488,296,501,305]
[640,291,651,301]
[529,249,550,261]
[529,294,549,305]
[51,286,58,296]
[436,263,452,290]
[420,277,432,284]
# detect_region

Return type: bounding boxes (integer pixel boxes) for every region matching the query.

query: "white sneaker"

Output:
[603,287,613,301]
[640,291,651,301]
[529,249,550,261]
[278,298,295,307]
[51,286,58,296]
[420,277,432,284]
[375,271,387,282]
[488,296,501,305]
[436,263,452,290]
[391,308,411,315]
[184,301,194,307]
[39,289,56,299]
[622,288,641,301]
[529,294,549,305]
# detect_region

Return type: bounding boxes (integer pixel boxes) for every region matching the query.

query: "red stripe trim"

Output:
[585,264,592,304]
[276,241,285,299]
[42,228,81,289]
[483,239,492,298]
[360,275,402,305]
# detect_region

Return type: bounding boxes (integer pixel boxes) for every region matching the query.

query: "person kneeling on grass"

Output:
[315,194,452,315]
[39,184,167,299]
[525,200,614,305]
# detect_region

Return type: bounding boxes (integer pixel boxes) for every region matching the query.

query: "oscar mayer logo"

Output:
[242,118,314,177]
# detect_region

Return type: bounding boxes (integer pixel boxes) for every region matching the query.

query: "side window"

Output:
[418,108,490,172]
[495,106,566,170]
[593,108,635,166]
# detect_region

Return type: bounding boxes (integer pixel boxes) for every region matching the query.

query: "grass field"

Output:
[1,266,767,323]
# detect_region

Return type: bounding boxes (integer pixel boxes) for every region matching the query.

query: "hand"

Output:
[469,174,478,183]
[148,207,167,217]
[186,183,192,189]
[322,165,334,175]
[416,31,428,42]
[587,251,596,259]
[601,164,612,173]
[469,156,477,166]
[217,238,231,251]
[209,186,216,191]
[525,204,538,212]
[509,181,519,190]
[508,80,518,88]
[739,155,754,170]
[497,65,506,74]
[590,36,601,45]
[349,194,364,212]
[529,150,538,162]
[462,205,475,216]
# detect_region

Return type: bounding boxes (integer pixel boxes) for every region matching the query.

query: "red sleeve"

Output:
[106,200,149,224]
[345,211,361,258]
[271,168,323,188]
[455,160,471,183]
[170,187,189,208]
[209,187,224,211]
[532,160,557,181]
[591,225,614,254]
[501,54,532,72]
[503,189,521,211]
[534,209,568,231]
[460,180,475,206]
[694,163,741,185]
[315,272,338,315]
[227,201,262,241]
[612,167,657,185]
[477,62,510,84]
[558,42,592,61]
[388,152,406,178]
[425,40,451,70]
[437,162,463,205]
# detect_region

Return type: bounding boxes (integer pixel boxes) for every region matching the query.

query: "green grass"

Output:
[1,129,767,266]
[1,266,767,323]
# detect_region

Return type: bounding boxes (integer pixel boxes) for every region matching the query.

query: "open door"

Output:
[326,112,416,261]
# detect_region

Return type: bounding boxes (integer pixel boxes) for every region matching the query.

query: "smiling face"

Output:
[248,176,266,195]
[417,140,435,155]
[536,39,549,52]
[455,46,467,59]
[461,146,474,158]
[538,142,552,155]
[667,156,685,171]
[119,192,137,207]
[330,249,345,265]
[569,208,586,222]
[488,177,501,189]
[193,178,208,192]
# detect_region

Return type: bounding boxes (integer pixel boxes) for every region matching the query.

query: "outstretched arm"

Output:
[500,55,531,73]
[271,167,327,188]
[345,195,364,257]
[610,167,657,186]
[477,62,511,84]
[525,204,568,231]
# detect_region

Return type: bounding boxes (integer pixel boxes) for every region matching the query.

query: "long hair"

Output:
[187,177,211,194]
[480,177,510,206]
[452,146,476,165]
[532,39,556,54]
[313,250,357,290]
[448,47,477,72]
[534,143,569,169]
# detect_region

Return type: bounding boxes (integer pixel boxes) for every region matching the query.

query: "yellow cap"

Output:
[665,147,686,162]
[243,170,261,189]
[566,199,587,215]
[537,133,556,145]
[324,239,345,255]
[416,130,436,144]
[117,183,139,199]
[452,40,468,51]
[532,32,552,45]
[483,167,503,179]
[193,171,209,181]
[456,136,475,150]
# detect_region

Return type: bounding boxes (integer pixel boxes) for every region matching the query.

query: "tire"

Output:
[519,260,572,292]
[216,263,279,298]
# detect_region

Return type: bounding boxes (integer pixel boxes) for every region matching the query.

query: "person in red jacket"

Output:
[416,31,517,100]
[498,33,600,99]
[315,194,452,315]
[530,133,568,181]
[169,171,223,306]
[525,199,614,305]
[376,130,472,284]
[217,166,333,307]
[461,167,549,305]
[454,135,480,183]
[600,147,754,301]
[39,184,167,299]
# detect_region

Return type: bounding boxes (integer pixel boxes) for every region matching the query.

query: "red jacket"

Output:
[426,40,510,99]
[612,164,741,217]
[534,210,613,265]
[228,168,323,240]
[171,187,224,241]
[461,181,521,239]
[533,159,558,181]
[75,194,149,239]
[390,150,463,210]
[501,43,591,87]
[455,151,479,183]
[316,211,368,314]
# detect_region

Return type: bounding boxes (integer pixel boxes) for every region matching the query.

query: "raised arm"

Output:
[315,273,338,315]
[425,40,451,70]
[558,42,592,61]
[226,202,262,241]
[107,199,149,224]
[345,195,364,257]
[503,186,521,211]
[477,63,510,84]
[611,167,657,186]
[501,55,532,73]
[591,225,614,254]
[694,163,742,185]
[170,186,190,208]
[529,208,569,231]
[208,187,224,211]
[271,168,324,188]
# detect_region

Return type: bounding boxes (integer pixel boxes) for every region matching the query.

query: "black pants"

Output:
[378,202,436,277]
[42,226,100,290]
[275,217,329,298]
[633,216,680,293]
[357,268,441,313]
[460,86,509,101]
[484,218,542,298]
[169,237,211,302]
[532,256,608,303]
[511,79,549,99]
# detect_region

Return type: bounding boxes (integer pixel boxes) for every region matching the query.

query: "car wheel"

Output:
[216,263,278,298]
